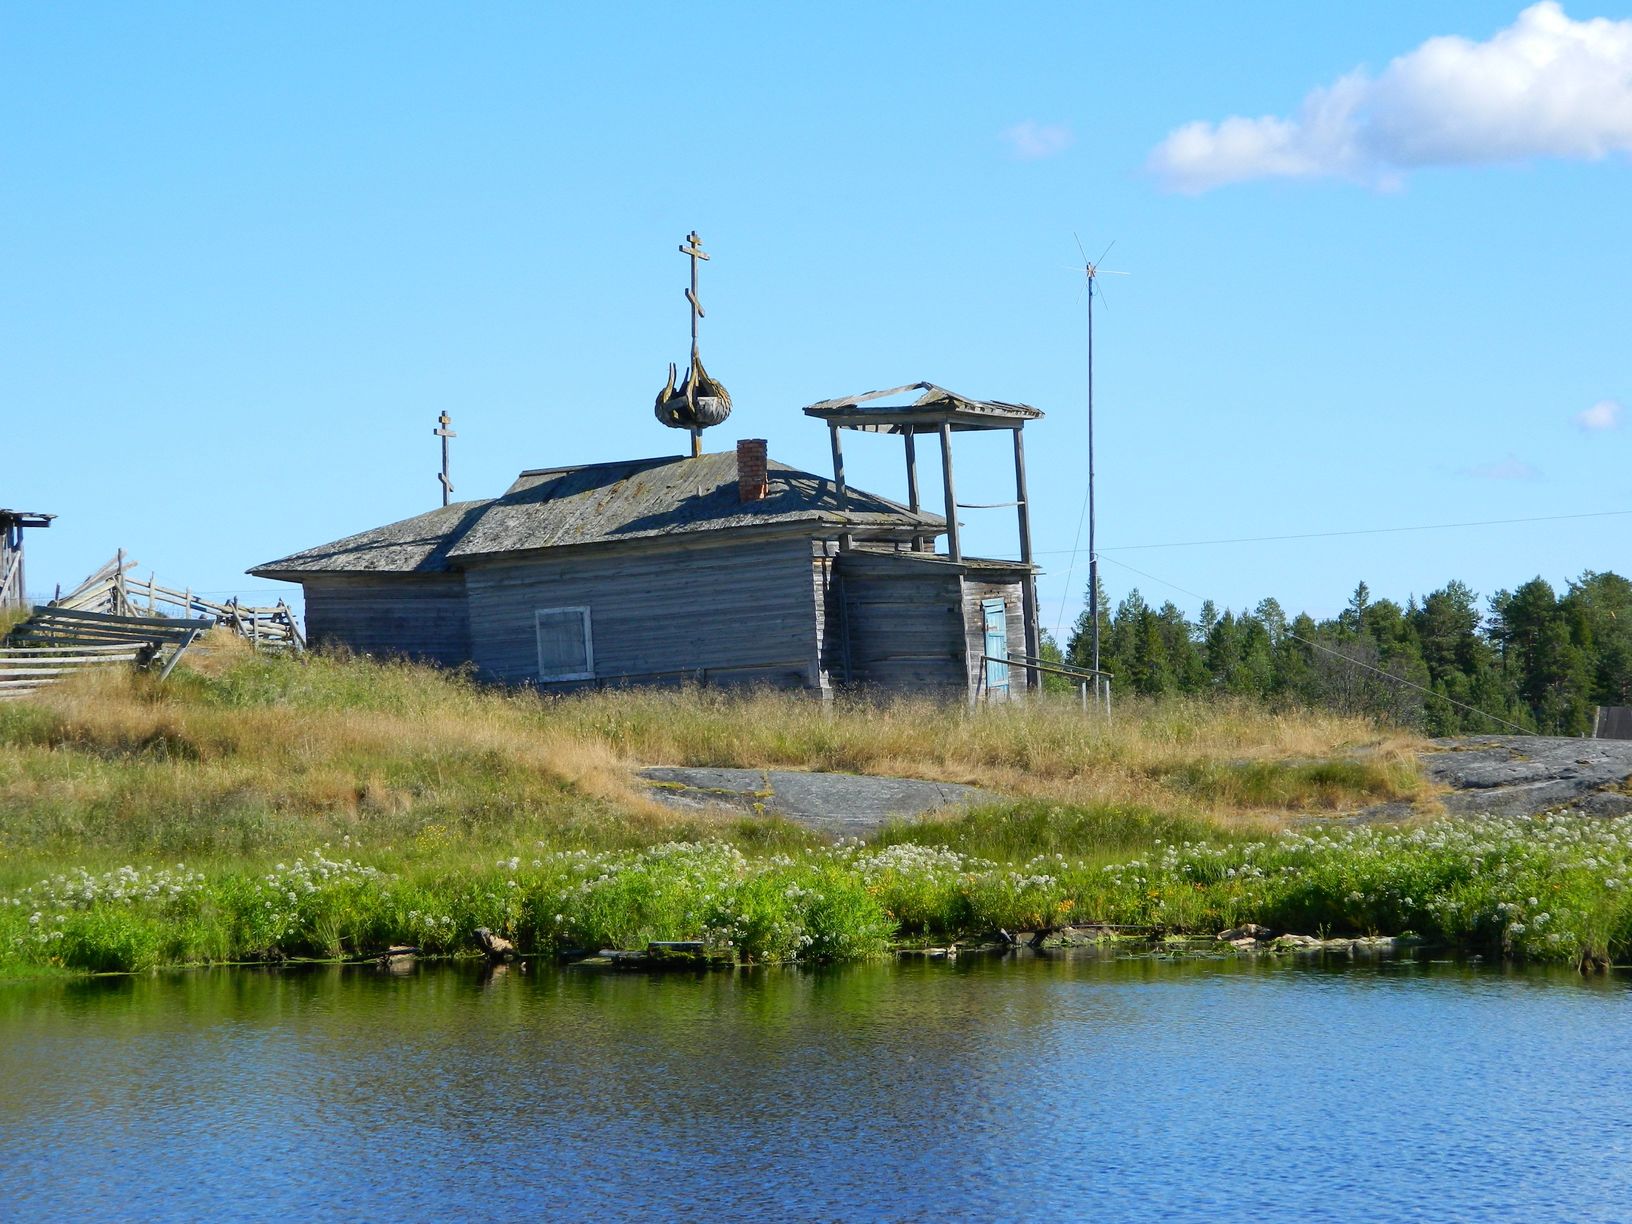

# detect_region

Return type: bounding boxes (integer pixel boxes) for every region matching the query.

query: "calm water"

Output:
[3,953,1631,1222]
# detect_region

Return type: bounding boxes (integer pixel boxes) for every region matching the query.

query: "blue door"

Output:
[982,599,1009,696]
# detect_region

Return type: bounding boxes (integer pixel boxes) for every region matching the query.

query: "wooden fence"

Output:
[53,551,304,651]
[1,606,205,700]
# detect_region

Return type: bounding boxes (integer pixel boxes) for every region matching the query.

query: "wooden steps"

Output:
[1,606,205,700]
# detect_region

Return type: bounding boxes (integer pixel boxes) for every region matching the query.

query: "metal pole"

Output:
[1088,273,1100,682]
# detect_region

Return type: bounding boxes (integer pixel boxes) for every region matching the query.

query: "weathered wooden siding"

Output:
[962,579,1028,704]
[301,573,470,667]
[813,547,845,691]
[464,536,821,688]
[1597,706,1632,740]
[838,560,967,695]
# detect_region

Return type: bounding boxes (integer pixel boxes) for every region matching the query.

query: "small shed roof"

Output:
[251,451,941,577]
[802,382,1043,433]
[0,510,55,528]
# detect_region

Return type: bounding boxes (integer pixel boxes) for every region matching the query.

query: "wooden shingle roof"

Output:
[250,451,940,577]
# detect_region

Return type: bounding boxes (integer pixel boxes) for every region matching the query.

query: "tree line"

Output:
[1049,570,1632,735]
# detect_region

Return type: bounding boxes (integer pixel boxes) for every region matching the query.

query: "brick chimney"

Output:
[737,438,768,502]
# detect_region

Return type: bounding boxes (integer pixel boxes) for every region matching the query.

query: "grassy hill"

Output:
[0,632,1423,874]
[29,638,1632,974]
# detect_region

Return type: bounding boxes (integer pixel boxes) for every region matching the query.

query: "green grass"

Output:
[0,641,1423,866]
[3,640,1528,977]
[7,812,1632,974]
[874,799,1246,862]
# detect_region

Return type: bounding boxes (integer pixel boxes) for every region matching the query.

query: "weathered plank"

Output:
[0,644,142,656]
[28,605,201,631]
[302,572,470,667]
[465,536,820,687]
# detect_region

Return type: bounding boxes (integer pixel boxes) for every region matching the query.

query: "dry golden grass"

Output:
[546,686,1427,821]
[0,639,1429,862]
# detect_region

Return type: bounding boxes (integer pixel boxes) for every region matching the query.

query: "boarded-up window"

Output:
[536,607,594,681]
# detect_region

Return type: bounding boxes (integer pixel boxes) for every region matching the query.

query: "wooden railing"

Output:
[981,653,1113,714]
[1,606,206,700]
[52,552,304,651]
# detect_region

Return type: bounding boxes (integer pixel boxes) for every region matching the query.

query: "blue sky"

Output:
[4,2,1628,635]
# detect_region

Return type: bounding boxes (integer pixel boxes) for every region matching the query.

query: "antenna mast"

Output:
[1087,267,1099,684]
[1076,237,1123,700]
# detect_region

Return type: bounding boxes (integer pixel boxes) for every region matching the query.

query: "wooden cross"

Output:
[433,410,456,506]
[679,230,708,352]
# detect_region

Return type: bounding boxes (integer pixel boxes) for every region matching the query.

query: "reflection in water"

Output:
[3,955,1631,1222]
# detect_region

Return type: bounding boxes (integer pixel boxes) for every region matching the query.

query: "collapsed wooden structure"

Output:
[0,550,306,701]
[0,607,205,701]
[53,553,304,650]
[0,509,54,612]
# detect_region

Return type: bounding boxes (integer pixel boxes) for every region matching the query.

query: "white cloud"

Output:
[1002,120,1073,160]
[1149,3,1632,192]
[1464,454,1542,480]
[1576,398,1625,429]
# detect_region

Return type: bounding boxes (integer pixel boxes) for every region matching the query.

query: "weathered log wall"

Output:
[463,536,822,689]
[302,573,470,667]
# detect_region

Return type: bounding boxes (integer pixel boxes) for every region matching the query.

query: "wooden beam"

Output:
[938,421,960,563]
[829,423,848,506]
[0,654,139,665]
[829,422,851,552]
[1013,428,1041,691]
[28,605,201,630]
[158,628,202,680]
[903,431,922,551]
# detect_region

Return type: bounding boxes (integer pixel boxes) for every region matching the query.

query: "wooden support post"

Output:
[829,423,851,552]
[1012,428,1041,691]
[938,422,960,562]
[903,430,922,551]
[9,521,23,611]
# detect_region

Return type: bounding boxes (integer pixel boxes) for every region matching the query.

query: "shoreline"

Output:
[7,809,1632,977]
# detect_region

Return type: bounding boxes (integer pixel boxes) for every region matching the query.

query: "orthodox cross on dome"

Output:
[433,410,456,506]
[680,229,709,360]
[654,230,733,455]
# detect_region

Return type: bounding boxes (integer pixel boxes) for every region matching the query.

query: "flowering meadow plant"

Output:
[3,812,1630,974]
